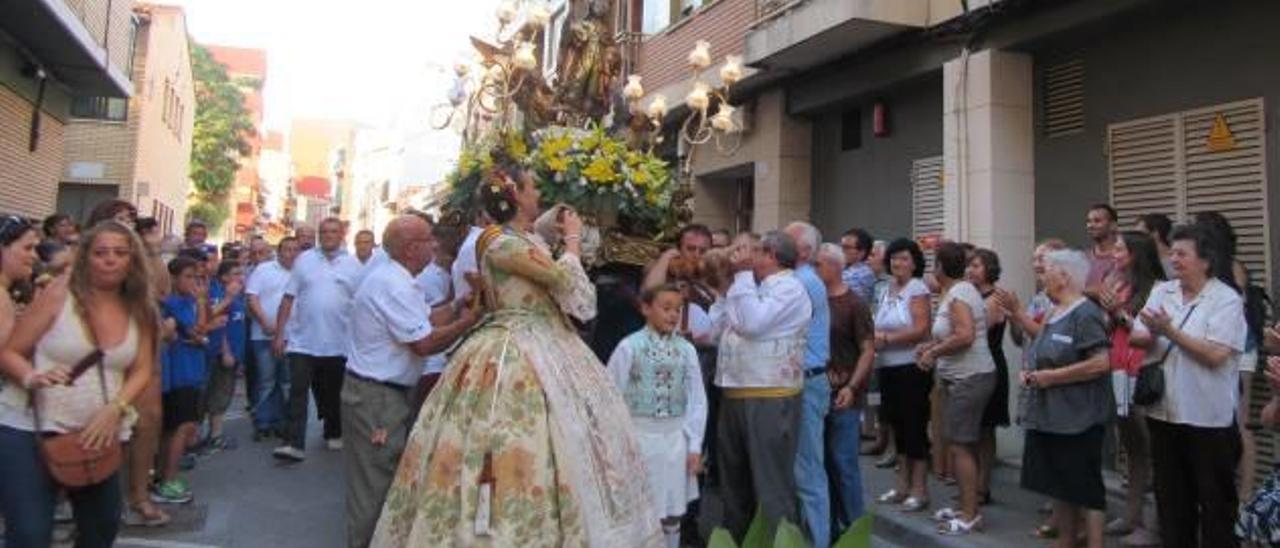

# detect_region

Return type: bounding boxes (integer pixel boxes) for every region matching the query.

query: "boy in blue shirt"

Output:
[155,257,208,504]
[203,260,245,452]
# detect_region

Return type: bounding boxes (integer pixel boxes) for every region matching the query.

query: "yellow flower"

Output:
[631,168,651,187]
[582,156,618,184]
[545,155,571,173]
[539,134,573,157]
[506,133,529,160]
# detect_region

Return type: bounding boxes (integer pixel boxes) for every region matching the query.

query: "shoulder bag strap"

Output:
[1154,303,1199,367]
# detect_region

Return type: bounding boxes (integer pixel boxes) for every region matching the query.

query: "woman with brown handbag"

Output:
[0,220,157,548]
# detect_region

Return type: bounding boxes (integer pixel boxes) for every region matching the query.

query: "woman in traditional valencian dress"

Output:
[372,166,661,547]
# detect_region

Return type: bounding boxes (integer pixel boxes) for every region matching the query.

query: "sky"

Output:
[168,0,503,132]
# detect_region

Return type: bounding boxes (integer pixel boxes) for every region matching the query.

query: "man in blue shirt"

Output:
[784,221,831,548]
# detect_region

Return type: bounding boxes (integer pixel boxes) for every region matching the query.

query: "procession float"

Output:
[430,0,744,268]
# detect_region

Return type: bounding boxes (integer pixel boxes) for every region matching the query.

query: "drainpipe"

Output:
[28,66,47,152]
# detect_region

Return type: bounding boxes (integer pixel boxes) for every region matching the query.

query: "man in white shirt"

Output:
[416,254,452,407]
[272,217,366,461]
[716,230,812,542]
[246,236,300,440]
[451,210,491,307]
[341,215,479,548]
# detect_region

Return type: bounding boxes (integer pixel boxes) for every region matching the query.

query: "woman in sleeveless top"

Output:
[0,221,157,548]
[966,248,1008,507]
[373,167,660,547]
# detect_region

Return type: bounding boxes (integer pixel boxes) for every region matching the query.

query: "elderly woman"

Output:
[1131,224,1246,548]
[916,242,995,535]
[872,238,933,512]
[1019,249,1112,548]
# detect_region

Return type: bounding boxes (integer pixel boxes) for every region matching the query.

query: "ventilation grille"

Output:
[911,156,944,271]
[1044,59,1085,138]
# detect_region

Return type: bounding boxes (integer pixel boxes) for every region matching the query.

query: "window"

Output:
[71,97,128,121]
[642,0,710,34]
[840,108,862,151]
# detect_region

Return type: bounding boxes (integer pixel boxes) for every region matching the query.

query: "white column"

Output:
[943,49,1034,289]
[943,49,1035,458]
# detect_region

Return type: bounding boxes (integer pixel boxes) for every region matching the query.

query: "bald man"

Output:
[340,215,480,548]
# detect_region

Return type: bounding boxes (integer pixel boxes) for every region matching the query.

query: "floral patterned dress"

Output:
[372,226,661,548]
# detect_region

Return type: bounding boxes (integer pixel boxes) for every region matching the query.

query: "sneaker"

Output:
[151,480,193,505]
[273,445,306,462]
[253,429,272,442]
[210,435,238,451]
[179,453,198,471]
[326,438,344,451]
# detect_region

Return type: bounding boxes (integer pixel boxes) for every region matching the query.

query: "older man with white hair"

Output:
[782,221,832,548]
[340,215,480,548]
[716,230,812,543]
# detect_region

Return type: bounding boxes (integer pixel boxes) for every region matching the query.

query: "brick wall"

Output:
[62,117,137,194]
[0,87,66,218]
[635,0,756,92]
[61,0,137,78]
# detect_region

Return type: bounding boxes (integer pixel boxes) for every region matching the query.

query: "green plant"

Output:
[188,42,255,232]
[705,508,874,548]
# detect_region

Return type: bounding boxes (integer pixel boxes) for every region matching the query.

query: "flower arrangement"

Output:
[441,124,677,237]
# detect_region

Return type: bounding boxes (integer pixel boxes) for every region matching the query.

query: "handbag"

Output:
[1131,304,1198,406]
[31,324,123,488]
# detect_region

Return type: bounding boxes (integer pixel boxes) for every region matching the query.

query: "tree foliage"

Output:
[188,42,254,232]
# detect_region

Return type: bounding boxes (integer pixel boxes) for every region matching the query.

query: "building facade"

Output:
[0,0,136,219]
[289,118,358,226]
[628,0,1280,466]
[58,3,194,233]
[206,45,267,240]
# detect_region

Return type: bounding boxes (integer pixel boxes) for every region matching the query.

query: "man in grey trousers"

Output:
[714,231,813,542]
[340,215,479,548]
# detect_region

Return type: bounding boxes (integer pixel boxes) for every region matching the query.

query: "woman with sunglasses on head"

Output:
[0,220,157,547]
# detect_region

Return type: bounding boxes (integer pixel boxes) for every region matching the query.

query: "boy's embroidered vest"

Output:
[621,329,691,418]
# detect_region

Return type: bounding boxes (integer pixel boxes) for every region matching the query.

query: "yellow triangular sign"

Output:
[1207,113,1236,152]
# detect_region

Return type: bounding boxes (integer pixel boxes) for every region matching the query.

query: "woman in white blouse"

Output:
[1131,223,1246,548]
[872,238,934,512]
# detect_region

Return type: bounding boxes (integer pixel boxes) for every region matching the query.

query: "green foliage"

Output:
[773,520,808,548]
[188,42,254,232]
[186,200,229,232]
[707,528,738,548]
[832,515,873,548]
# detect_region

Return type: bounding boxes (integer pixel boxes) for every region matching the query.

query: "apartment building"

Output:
[0,0,135,219]
[628,0,1280,465]
[58,3,194,233]
[290,118,358,224]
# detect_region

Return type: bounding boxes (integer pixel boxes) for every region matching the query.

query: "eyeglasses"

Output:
[0,215,33,245]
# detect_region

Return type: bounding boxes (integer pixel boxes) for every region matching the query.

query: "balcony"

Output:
[745,0,928,72]
[0,0,133,96]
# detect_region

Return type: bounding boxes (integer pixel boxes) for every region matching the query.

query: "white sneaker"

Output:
[272,446,305,462]
[326,439,344,451]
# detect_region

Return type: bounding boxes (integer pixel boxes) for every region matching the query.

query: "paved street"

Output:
[117,390,344,548]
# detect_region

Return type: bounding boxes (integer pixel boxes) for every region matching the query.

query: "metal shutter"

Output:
[1181,98,1270,289]
[1044,59,1085,138]
[911,156,944,269]
[911,156,944,239]
[1107,114,1182,228]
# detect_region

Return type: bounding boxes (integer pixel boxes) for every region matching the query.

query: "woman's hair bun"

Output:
[478,168,520,224]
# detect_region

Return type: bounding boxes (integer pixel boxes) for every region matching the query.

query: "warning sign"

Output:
[1207,113,1236,152]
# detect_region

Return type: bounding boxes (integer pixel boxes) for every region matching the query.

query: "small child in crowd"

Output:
[607,284,708,548]
[155,257,207,504]
[202,260,245,452]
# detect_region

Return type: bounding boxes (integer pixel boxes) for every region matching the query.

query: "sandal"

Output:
[900,496,929,512]
[123,504,171,528]
[933,507,959,522]
[1032,524,1059,539]
[938,514,983,535]
[876,489,907,504]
